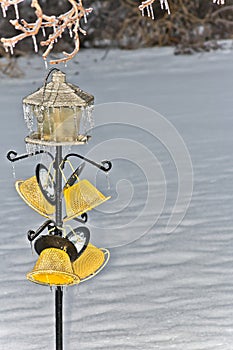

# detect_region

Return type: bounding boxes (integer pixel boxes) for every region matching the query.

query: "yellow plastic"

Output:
[64,179,110,222]
[72,243,108,280]
[27,248,80,286]
[15,176,55,218]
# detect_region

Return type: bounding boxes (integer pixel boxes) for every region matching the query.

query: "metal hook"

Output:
[63,213,88,224]
[7,150,54,163]
[27,219,58,242]
[73,213,88,224]
[61,153,112,173]
[100,160,112,172]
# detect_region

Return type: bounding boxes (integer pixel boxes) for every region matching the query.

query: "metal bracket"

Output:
[61,153,112,173]
[7,150,54,163]
[27,219,60,242]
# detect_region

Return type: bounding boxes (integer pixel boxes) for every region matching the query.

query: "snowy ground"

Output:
[1,44,233,349]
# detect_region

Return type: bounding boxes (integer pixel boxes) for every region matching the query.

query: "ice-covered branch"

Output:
[139,1,170,18]
[0,0,228,64]
[0,0,92,65]
[138,0,225,19]
[0,0,24,18]
[213,0,225,4]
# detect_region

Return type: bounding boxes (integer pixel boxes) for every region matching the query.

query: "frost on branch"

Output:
[0,0,24,19]
[213,0,225,4]
[0,0,92,65]
[0,0,228,64]
[139,0,170,18]
[138,0,225,19]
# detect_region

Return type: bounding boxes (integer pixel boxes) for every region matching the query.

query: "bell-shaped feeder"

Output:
[27,235,80,286]
[15,176,55,218]
[63,179,111,222]
[73,243,110,281]
[23,69,94,146]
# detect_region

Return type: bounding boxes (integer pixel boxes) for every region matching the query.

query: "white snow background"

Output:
[1,45,233,349]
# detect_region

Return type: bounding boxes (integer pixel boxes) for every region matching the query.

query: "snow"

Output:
[1,44,233,349]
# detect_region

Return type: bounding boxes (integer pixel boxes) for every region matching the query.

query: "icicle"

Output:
[42,27,46,37]
[105,172,111,190]
[141,8,144,16]
[27,143,32,155]
[73,107,78,137]
[81,107,87,135]
[213,0,225,4]
[150,4,154,20]
[33,144,38,154]
[1,5,6,17]
[23,106,27,122]
[87,105,94,131]
[11,163,16,179]
[44,59,48,70]
[69,28,73,38]
[10,45,14,55]
[25,143,30,154]
[30,241,33,255]
[39,122,44,140]
[23,104,34,131]
[160,0,170,14]
[146,5,150,17]
[32,35,38,53]
[47,107,53,139]
[14,4,19,19]
[28,112,33,131]
[84,13,87,23]
[26,143,36,155]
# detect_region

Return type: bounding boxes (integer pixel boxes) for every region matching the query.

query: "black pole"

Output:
[55,287,63,350]
[55,146,63,228]
[54,146,63,350]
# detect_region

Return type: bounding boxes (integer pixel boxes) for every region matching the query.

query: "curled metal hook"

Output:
[7,150,54,163]
[27,219,59,242]
[73,213,88,224]
[100,160,112,172]
[61,153,112,173]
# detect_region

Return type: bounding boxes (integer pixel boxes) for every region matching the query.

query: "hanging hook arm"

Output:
[73,213,88,223]
[62,213,88,224]
[27,219,59,242]
[7,150,54,163]
[61,153,112,172]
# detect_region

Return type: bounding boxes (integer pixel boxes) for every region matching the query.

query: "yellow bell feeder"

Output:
[15,176,55,218]
[27,234,80,287]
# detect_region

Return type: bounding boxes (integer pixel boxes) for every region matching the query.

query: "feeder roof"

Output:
[23,70,94,108]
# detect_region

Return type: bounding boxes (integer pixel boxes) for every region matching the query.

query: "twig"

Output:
[0,0,93,65]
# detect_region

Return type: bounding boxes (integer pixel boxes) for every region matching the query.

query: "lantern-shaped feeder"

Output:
[23,69,94,145]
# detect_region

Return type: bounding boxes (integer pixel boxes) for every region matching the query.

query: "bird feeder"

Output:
[23,69,94,145]
[7,68,112,350]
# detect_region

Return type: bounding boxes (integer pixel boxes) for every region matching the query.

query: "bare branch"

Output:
[0,0,92,65]
[0,0,24,18]
[0,0,228,65]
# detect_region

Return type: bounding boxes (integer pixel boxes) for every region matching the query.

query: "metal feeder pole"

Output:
[54,145,63,350]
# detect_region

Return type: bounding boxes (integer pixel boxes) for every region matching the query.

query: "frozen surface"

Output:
[1,45,233,349]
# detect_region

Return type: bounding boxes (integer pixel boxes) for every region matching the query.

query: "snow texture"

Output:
[1,44,233,349]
